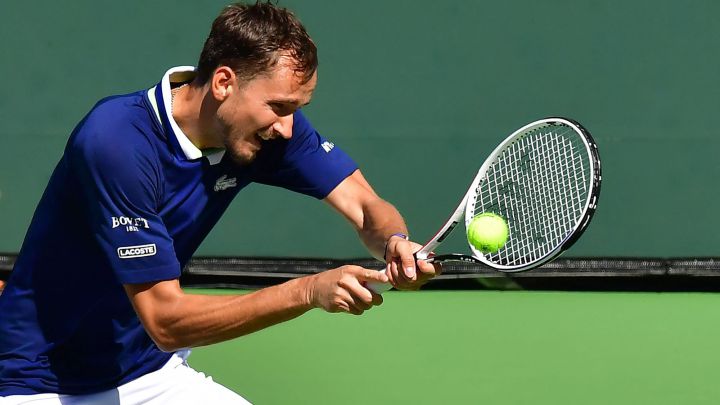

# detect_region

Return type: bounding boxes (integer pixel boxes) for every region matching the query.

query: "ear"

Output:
[210,66,235,101]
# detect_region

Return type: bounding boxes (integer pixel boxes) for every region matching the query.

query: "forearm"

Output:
[323,171,409,260]
[357,198,408,261]
[136,277,313,351]
[325,170,435,289]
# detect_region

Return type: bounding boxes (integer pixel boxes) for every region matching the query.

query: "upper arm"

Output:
[68,110,180,284]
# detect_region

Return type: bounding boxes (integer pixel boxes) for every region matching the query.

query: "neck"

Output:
[172,83,222,149]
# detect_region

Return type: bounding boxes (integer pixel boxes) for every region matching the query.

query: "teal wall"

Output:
[1,1,718,257]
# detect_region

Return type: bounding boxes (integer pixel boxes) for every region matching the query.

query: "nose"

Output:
[272,114,294,140]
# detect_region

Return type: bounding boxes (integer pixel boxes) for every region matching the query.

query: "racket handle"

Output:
[366,269,392,294]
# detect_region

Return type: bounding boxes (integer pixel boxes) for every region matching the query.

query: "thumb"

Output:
[399,253,416,280]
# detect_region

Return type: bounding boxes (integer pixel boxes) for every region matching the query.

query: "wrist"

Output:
[383,232,409,262]
[292,275,317,310]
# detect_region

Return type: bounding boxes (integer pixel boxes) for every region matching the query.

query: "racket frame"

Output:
[422,117,601,272]
[368,117,601,293]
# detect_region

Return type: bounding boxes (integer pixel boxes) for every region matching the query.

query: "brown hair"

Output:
[196,1,318,85]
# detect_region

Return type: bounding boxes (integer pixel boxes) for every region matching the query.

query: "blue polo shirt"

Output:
[0,67,357,396]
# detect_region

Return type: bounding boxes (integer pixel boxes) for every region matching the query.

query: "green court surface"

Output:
[187,289,720,405]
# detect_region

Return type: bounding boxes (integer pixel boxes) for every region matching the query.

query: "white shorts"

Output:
[0,351,251,405]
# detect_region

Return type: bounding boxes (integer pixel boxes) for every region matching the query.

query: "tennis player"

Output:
[0,2,439,404]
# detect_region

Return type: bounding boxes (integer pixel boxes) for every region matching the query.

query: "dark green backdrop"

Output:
[1,1,718,257]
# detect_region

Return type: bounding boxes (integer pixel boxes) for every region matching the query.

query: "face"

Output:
[213,56,317,165]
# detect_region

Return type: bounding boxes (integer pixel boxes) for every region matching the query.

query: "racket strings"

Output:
[526,128,586,261]
[473,124,591,267]
[524,129,587,261]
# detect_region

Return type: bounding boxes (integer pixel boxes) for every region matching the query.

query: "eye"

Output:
[268,102,295,116]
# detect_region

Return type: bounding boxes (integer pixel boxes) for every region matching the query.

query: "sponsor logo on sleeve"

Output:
[112,216,150,232]
[117,244,157,259]
[321,141,335,153]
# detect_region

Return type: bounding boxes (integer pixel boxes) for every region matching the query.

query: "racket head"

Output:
[464,117,601,272]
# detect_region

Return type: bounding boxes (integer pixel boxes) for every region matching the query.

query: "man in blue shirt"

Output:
[0,2,439,404]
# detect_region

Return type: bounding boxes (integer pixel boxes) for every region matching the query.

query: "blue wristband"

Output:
[384,233,409,262]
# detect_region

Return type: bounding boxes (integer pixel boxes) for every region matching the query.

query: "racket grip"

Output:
[366,269,392,294]
[366,253,437,294]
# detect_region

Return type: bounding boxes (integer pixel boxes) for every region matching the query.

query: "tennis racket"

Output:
[368,117,601,293]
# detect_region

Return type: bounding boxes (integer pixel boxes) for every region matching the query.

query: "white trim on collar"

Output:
[147,66,225,166]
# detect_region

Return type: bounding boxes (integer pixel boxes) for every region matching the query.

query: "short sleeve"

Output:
[68,114,180,284]
[250,110,357,199]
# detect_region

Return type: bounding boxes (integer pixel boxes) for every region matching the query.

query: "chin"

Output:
[227,148,258,166]
[223,136,259,166]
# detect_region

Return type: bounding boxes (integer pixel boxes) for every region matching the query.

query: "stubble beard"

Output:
[220,119,278,166]
[223,133,257,166]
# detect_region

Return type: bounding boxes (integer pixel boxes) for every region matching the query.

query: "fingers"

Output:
[414,260,441,290]
[386,238,417,283]
[355,267,389,284]
[313,266,386,315]
[386,261,400,286]
[399,254,416,280]
[385,241,443,290]
[334,288,366,315]
[370,290,384,306]
[417,259,441,278]
[339,276,373,308]
[343,268,385,307]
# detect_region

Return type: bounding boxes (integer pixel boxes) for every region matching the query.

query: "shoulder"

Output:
[292,109,312,134]
[64,91,163,185]
[280,110,323,156]
[80,91,157,146]
[68,92,160,167]
[250,109,357,199]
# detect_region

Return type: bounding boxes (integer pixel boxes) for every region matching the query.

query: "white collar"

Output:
[147,66,225,165]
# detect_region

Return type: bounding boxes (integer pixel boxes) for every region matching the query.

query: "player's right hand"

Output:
[308,265,387,315]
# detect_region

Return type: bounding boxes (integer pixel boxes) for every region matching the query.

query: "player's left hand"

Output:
[384,237,441,290]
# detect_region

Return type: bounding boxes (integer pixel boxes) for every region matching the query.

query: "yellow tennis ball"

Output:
[467,213,509,254]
